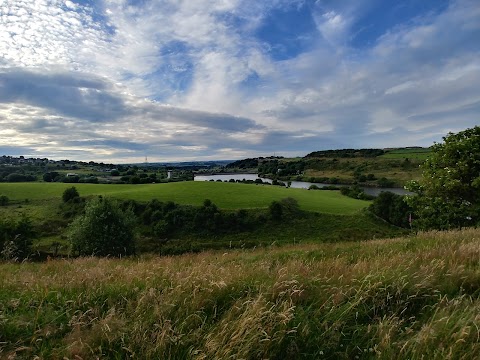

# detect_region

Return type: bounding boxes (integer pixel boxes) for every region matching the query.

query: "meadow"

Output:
[1,228,479,359]
[0,181,368,214]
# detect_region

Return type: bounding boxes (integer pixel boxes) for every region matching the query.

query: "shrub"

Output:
[62,186,79,203]
[0,195,9,206]
[0,215,34,261]
[340,186,374,200]
[269,201,283,220]
[268,198,300,220]
[69,197,136,257]
[6,173,36,182]
[63,175,80,183]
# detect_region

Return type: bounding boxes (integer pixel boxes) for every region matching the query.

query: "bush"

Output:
[69,197,136,257]
[269,201,283,220]
[62,186,79,203]
[0,216,34,261]
[0,195,9,206]
[269,198,300,220]
[63,175,80,183]
[6,173,36,182]
[340,186,374,200]
[79,176,98,184]
[43,172,61,182]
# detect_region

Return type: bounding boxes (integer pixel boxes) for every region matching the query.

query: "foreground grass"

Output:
[0,181,368,214]
[1,228,480,359]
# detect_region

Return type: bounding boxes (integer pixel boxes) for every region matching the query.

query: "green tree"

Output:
[406,126,480,229]
[369,192,412,228]
[62,186,79,202]
[69,197,136,257]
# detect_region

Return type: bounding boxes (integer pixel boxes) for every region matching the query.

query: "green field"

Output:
[1,228,479,359]
[380,148,431,160]
[0,181,369,214]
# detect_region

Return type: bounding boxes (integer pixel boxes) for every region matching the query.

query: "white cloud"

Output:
[0,0,479,161]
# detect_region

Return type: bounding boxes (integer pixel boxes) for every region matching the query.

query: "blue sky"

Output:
[0,0,479,162]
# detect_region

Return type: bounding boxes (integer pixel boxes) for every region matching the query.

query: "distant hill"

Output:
[305,148,385,158]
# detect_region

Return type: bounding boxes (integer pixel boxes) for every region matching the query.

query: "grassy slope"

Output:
[142,211,404,255]
[300,156,424,186]
[1,228,479,359]
[380,148,432,160]
[0,181,368,214]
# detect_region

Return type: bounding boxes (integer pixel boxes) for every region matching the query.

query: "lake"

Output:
[193,174,413,196]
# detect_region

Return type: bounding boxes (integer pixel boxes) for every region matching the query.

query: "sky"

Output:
[0,0,479,163]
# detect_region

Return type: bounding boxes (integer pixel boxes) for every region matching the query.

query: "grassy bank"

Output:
[1,228,479,359]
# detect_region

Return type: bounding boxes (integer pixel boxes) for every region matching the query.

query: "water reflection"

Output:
[193,174,413,196]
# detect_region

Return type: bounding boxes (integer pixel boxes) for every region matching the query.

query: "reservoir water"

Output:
[194,174,413,197]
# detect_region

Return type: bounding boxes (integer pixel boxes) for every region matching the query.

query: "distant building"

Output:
[167,170,172,179]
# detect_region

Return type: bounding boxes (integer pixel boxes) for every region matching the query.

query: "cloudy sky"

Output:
[0,0,479,162]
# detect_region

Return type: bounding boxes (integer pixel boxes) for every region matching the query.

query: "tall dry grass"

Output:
[1,228,480,359]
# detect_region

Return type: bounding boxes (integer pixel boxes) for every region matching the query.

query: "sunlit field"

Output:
[0,181,369,214]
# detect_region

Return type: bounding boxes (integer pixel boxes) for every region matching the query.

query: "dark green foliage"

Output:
[305,148,385,158]
[43,172,61,182]
[259,159,305,177]
[406,126,480,230]
[5,173,36,182]
[62,186,79,203]
[377,177,395,187]
[340,186,374,200]
[78,176,98,184]
[269,201,283,220]
[269,197,300,220]
[130,176,141,184]
[0,215,34,260]
[59,196,86,218]
[0,195,8,206]
[69,197,136,257]
[369,192,412,228]
[271,179,286,187]
[123,198,303,247]
[309,185,340,190]
[226,158,259,169]
[62,175,79,183]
